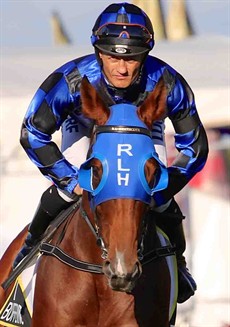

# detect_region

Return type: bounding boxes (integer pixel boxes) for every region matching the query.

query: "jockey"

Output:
[13,2,208,303]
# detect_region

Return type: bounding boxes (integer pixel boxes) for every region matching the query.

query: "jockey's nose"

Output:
[117,59,128,74]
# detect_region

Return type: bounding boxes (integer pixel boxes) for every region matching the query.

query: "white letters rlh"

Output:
[117,144,133,186]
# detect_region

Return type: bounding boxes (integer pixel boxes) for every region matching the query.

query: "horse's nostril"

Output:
[103,260,113,278]
[104,260,110,267]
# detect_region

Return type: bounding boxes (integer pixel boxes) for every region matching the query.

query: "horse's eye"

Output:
[91,164,102,190]
[92,166,100,179]
[144,158,159,188]
[152,168,160,187]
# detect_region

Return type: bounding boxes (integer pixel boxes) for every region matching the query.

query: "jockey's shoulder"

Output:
[54,53,99,77]
[145,55,179,82]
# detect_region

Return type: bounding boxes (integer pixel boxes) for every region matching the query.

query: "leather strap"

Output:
[40,242,175,273]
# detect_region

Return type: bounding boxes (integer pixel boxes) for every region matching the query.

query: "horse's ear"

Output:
[137,76,167,129]
[80,76,110,125]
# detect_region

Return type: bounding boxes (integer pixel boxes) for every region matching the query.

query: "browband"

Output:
[94,125,152,137]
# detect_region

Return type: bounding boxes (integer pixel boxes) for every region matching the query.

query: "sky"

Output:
[1,0,229,48]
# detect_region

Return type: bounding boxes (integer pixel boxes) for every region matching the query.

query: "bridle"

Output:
[80,121,152,259]
[80,199,151,261]
[80,123,154,261]
[79,199,175,268]
[39,197,175,275]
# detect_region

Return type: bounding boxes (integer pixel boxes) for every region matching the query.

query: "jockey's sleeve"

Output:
[152,69,209,206]
[20,64,80,194]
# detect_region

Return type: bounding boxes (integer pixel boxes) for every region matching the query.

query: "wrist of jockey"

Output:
[73,184,83,196]
[63,176,79,194]
[57,165,80,194]
[58,177,82,196]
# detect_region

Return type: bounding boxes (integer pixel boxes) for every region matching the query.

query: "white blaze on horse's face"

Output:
[78,103,168,208]
[115,251,127,276]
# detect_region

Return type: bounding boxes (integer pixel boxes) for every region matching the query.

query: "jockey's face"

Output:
[99,52,143,88]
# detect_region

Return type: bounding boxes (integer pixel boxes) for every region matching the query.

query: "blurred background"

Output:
[1,1,229,326]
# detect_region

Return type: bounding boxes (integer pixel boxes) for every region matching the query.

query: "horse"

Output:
[0,76,178,327]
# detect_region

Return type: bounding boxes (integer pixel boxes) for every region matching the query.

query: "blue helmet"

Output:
[91,2,154,56]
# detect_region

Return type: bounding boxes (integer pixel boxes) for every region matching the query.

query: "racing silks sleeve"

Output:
[152,69,209,206]
[20,62,80,194]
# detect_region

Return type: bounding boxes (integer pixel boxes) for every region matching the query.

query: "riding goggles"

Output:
[95,23,153,44]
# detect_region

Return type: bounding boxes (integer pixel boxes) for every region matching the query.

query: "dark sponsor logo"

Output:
[0,302,24,325]
[0,281,31,327]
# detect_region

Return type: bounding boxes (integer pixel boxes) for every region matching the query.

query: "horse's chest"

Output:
[96,284,137,326]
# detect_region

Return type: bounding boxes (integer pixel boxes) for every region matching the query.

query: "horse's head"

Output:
[78,76,168,292]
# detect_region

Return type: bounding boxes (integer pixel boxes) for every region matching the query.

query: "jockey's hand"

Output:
[74,184,83,196]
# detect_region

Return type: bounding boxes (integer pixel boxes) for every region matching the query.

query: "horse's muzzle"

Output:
[103,260,142,292]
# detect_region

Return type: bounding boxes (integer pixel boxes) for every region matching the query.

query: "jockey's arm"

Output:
[152,70,209,207]
[20,66,80,195]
